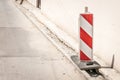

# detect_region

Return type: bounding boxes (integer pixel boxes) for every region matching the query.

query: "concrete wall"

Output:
[28,0,120,72]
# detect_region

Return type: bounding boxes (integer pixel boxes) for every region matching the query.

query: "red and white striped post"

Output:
[71,7,100,70]
[80,7,93,61]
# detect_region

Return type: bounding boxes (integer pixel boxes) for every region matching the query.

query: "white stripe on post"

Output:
[80,16,93,37]
[80,39,92,60]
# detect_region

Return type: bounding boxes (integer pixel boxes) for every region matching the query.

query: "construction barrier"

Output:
[80,7,93,61]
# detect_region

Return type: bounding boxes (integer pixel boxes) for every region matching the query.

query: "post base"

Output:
[71,55,100,70]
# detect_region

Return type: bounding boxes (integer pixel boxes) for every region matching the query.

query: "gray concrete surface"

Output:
[0,0,86,80]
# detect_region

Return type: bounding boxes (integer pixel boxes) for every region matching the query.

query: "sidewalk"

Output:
[0,0,87,80]
[13,0,120,80]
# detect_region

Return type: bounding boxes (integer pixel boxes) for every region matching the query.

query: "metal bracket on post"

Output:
[85,6,88,13]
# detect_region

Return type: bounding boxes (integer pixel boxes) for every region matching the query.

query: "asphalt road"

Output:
[0,0,86,80]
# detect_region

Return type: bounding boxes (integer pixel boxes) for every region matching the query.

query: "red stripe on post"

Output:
[80,50,90,60]
[81,14,93,26]
[80,27,92,48]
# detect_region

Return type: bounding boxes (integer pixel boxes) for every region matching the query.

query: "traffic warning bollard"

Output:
[80,7,93,61]
[71,7,114,77]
